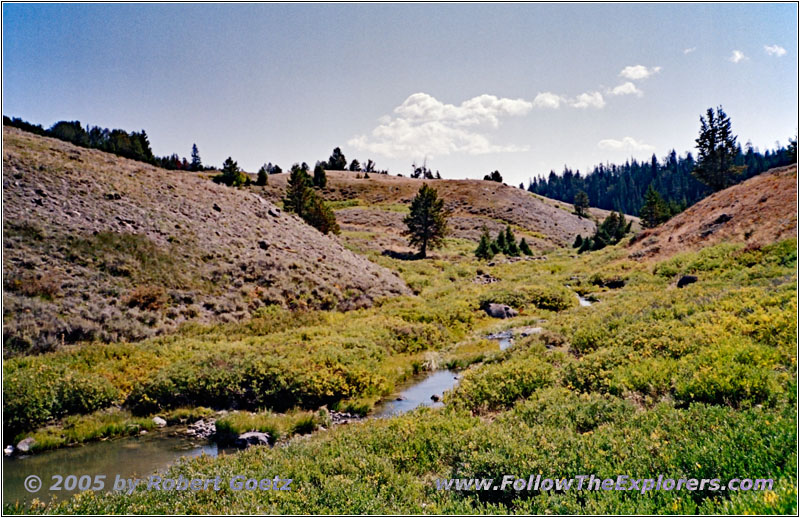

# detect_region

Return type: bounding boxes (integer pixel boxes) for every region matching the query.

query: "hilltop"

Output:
[254,170,633,253]
[628,164,797,260]
[2,127,410,355]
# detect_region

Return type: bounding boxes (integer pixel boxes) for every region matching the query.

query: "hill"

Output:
[2,127,410,355]
[628,164,797,260]
[253,170,635,253]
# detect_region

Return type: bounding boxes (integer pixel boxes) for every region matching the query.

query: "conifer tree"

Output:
[256,164,269,186]
[519,238,533,256]
[403,184,449,258]
[640,185,668,228]
[494,228,507,254]
[313,164,327,189]
[190,144,202,171]
[505,226,520,256]
[475,227,495,260]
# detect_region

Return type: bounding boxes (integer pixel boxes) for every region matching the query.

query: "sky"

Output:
[3,3,797,185]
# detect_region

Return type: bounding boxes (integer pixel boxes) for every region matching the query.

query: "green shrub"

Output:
[3,364,118,436]
[448,356,554,411]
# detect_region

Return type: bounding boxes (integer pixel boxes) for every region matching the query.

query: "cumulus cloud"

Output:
[571,91,606,109]
[532,91,565,109]
[684,47,697,55]
[348,93,531,158]
[619,65,662,80]
[764,44,786,57]
[597,137,654,152]
[608,82,643,97]
[728,50,747,63]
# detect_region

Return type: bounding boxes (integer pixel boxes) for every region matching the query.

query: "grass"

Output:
[3,238,796,514]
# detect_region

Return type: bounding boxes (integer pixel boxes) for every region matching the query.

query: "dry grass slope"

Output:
[2,127,410,354]
[253,170,631,252]
[628,164,797,260]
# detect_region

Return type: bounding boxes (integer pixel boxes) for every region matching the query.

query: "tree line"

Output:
[528,131,795,218]
[3,115,211,172]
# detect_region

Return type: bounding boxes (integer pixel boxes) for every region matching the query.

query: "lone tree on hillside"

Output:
[349,159,361,172]
[328,147,348,170]
[256,164,269,186]
[313,163,327,189]
[213,157,249,187]
[693,106,745,191]
[573,190,590,218]
[519,238,533,256]
[190,144,202,171]
[403,184,449,258]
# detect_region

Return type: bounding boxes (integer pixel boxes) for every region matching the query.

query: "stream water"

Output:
[372,370,459,418]
[3,429,233,505]
[4,331,523,504]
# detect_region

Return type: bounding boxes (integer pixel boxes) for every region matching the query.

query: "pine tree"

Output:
[349,159,361,172]
[519,238,533,256]
[475,227,495,260]
[213,157,248,187]
[305,196,340,235]
[693,106,745,191]
[283,166,313,215]
[328,147,347,170]
[313,164,327,189]
[574,190,590,218]
[640,185,668,228]
[573,235,583,248]
[505,226,520,256]
[190,144,202,171]
[494,228,507,254]
[403,184,449,258]
[256,164,269,186]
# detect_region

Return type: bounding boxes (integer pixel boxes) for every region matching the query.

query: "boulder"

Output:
[16,437,35,453]
[152,416,167,427]
[677,275,698,288]
[234,431,271,448]
[484,303,518,319]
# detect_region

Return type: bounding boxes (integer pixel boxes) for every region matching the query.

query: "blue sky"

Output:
[3,3,797,185]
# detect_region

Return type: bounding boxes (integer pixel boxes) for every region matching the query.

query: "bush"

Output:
[479,285,575,312]
[3,364,118,436]
[448,356,555,411]
[124,285,167,311]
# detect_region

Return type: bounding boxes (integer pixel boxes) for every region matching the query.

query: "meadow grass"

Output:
[4,238,796,514]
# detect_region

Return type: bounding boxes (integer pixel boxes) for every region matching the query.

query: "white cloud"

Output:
[764,44,786,57]
[728,50,747,63]
[571,91,605,109]
[608,82,643,97]
[348,92,531,159]
[597,137,654,152]
[619,65,662,80]
[532,91,565,109]
[684,47,697,55]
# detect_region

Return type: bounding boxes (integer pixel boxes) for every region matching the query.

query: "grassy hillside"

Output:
[252,170,638,254]
[2,128,409,355]
[628,164,797,260]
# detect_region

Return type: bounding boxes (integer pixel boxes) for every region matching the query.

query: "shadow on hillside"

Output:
[382,249,422,261]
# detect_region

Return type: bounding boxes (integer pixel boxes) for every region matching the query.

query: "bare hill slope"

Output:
[2,127,410,354]
[255,170,632,252]
[628,164,797,260]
